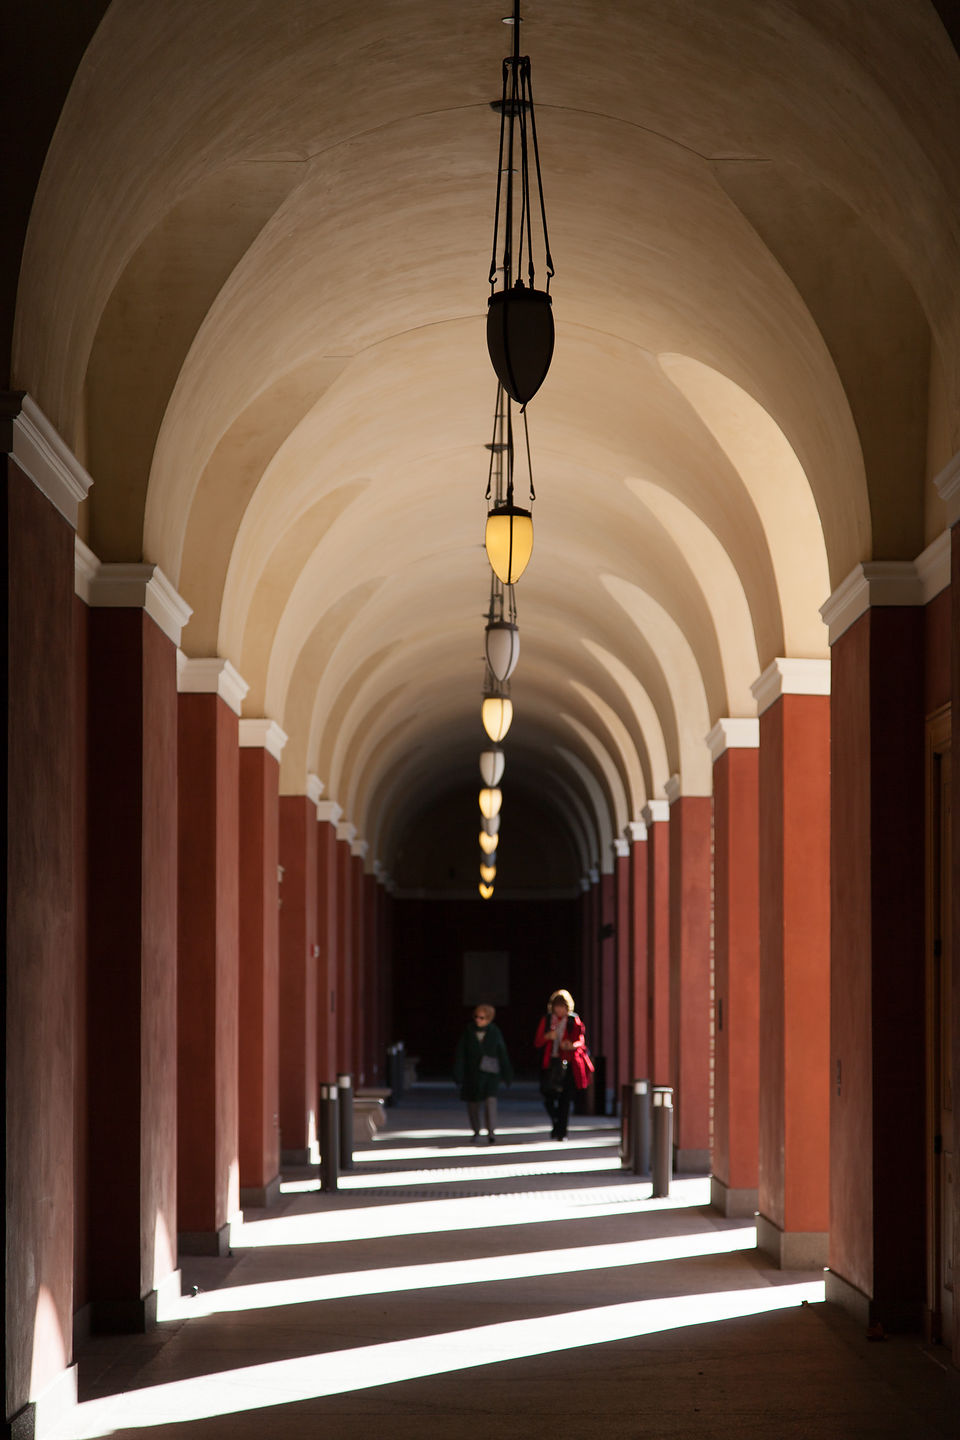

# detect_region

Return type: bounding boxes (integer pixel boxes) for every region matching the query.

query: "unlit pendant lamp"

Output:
[485,618,519,684]
[480,747,505,787]
[481,812,501,836]
[486,0,555,404]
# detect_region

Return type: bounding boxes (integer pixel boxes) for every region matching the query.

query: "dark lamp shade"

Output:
[485,620,520,683]
[486,285,555,404]
[485,505,533,585]
[481,813,501,835]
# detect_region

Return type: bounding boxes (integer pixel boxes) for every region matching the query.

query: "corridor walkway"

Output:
[55,1086,958,1440]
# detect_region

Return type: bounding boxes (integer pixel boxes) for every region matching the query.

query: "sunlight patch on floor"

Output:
[166,1224,757,1319]
[281,1155,626,1194]
[59,1282,824,1437]
[352,1135,616,1162]
[231,1177,713,1248]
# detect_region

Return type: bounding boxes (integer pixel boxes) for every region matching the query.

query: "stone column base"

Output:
[757,1212,828,1270]
[178,1221,232,1257]
[711,1175,758,1218]
[675,1146,710,1174]
[7,1363,77,1440]
[77,1268,182,1338]
[825,1267,924,1333]
[240,1174,282,1210]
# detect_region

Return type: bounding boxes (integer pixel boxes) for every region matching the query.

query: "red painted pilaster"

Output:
[87,600,180,1320]
[668,791,712,1170]
[756,667,830,1269]
[351,850,367,1084]
[177,685,241,1252]
[614,841,631,1093]
[599,868,616,1112]
[336,826,355,1074]
[237,731,282,1207]
[828,606,925,1328]
[278,796,318,1161]
[316,806,340,1083]
[628,824,649,1080]
[363,872,379,1083]
[644,802,671,1086]
[709,725,759,1217]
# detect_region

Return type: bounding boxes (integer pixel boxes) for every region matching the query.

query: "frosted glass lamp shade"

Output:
[485,505,533,585]
[479,882,494,900]
[482,695,513,742]
[479,832,498,856]
[485,621,519,683]
[480,864,496,883]
[481,813,500,836]
[479,748,505,787]
[479,787,502,819]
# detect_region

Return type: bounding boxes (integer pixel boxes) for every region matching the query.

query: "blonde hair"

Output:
[549,989,575,1012]
[473,1003,496,1021]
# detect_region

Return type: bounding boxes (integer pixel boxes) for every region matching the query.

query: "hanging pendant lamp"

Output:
[479,831,499,856]
[484,384,534,586]
[480,747,505,787]
[486,0,555,404]
[482,692,513,743]
[479,882,494,900]
[485,618,520,683]
[480,863,497,884]
[479,787,503,819]
[481,812,501,836]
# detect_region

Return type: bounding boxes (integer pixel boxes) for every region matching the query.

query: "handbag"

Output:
[479,1054,500,1074]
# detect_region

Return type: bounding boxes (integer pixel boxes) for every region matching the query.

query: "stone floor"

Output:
[53,1085,960,1439]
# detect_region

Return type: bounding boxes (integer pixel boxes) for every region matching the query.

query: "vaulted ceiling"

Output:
[13,1,960,890]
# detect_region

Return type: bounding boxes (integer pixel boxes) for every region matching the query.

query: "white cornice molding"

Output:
[336,820,357,845]
[2,392,93,529]
[916,531,951,603]
[706,717,759,762]
[74,536,99,602]
[642,799,669,826]
[316,800,343,827]
[625,820,647,843]
[751,657,831,715]
[612,837,630,858]
[664,774,682,805]
[820,562,923,644]
[934,449,960,527]
[176,656,249,716]
[350,838,369,860]
[306,773,324,806]
[239,719,288,763]
[85,560,192,647]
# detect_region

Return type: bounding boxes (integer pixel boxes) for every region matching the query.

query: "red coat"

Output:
[534,1012,595,1090]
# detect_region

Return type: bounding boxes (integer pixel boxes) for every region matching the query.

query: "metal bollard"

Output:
[337,1073,353,1171]
[318,1083,340,1192]
[651,1085,674,1198]
[632,1078,651,1176]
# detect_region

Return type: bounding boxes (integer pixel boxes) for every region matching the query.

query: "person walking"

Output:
[453,1003,513,1144]
[534,988,594,1140]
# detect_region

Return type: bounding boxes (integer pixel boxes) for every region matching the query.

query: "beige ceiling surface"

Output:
[14,0,960,883]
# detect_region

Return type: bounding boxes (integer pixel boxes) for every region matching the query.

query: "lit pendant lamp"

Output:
[484,384,534,586]
[479,787,503,819]
[481,812,501,836]
[479,882,494,900]
[479,831,498,856]
[486,0,555,404]
[480,863,497,883]
[480,747,505,787]
[482,692,513,743]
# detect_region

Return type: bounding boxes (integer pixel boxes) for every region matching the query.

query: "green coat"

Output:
[453,1021,514,1100]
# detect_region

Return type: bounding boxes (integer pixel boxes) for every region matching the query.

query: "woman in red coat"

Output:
[534,988,594,1140]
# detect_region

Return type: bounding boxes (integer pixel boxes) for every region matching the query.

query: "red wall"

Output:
[647,822,671,1086]
[316,820,339,1082]
[629,838,649,1078]
[669,796,712,1155]
[278,798,318,1151]
[238,748,280,1192]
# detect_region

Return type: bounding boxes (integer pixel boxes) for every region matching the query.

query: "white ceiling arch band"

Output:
[581,639,672,800]
[554,746,616,873]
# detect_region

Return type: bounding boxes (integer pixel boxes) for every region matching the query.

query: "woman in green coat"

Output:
[453,1003,513,1144]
